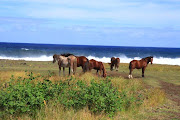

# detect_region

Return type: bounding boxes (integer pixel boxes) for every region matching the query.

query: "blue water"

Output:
[0,42,180,65]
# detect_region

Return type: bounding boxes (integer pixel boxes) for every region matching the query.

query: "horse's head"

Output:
[103,72,107,78]
[53,54,58,63]
[101,63,107,78]
[150,56,153,64]
[144,56,153,64]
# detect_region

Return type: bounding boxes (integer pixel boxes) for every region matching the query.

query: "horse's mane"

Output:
[142,56,153,60]
[61,53,74,57]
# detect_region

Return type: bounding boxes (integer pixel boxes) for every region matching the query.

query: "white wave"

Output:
[87,56,180,66]
[21,48,30,51]
[87,55,141,63]
[0,55,53,61]
[0,55,180,66]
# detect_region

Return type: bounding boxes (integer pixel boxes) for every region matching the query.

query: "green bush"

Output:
[0,72,63,116]
[59,79,121,116]
[87,80,121,115]
[0,72,145,118]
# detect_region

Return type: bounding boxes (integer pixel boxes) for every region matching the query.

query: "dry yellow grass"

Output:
[0,60,179,120]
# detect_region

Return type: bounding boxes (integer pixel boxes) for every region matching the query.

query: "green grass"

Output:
[0,59,180,120]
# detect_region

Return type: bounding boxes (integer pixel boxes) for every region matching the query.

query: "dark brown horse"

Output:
[110,57,120,71]
[76,56,89,72]
[89,59,107,77]
[129,56,153,78]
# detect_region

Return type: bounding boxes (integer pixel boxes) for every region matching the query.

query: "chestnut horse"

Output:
[76,56,89,72]
[110,57,120,71]
[89,59,107,77]
[128,56,153,78]
[53,54,77,76]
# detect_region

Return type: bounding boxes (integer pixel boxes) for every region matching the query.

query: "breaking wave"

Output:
[0,55,180,66]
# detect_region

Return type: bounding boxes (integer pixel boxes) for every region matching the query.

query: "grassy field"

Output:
[0,59,180,120]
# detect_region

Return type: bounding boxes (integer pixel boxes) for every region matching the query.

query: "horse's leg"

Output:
[115,65,118,71]
[63,67,65,76]
[112,65,114,71]
[96,70,99,75]
[81,66,84,72]
[129,69,133,79]
[59,66,61,76]
[69,67,71,76]
[116,65,119,71]
[74,62,77,75]
[142,67,146,77]
[71,64,74,75]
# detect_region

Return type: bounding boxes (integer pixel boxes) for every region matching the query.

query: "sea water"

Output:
[0,42,180,65]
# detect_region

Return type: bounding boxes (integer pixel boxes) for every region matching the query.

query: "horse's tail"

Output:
[129,62,132,70]
[83,59,89,73]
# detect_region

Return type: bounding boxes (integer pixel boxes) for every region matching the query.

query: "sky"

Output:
[0,0,180,48]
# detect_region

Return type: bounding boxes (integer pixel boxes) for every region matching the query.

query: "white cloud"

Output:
[1,0,180,29]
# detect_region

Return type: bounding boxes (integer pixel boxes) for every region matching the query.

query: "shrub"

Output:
[0,72,63,116]
[0,72,151,118]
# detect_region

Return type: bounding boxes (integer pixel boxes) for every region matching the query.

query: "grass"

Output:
[0,59,180,120]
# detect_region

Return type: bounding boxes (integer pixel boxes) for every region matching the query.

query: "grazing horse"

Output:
[89,59,107,77]
[128,56,153,78]
[76,56,89,72]
[53,54,77,76]
[110,57,120,71]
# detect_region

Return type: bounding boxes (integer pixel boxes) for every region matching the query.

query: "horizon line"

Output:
[0,41,180,49]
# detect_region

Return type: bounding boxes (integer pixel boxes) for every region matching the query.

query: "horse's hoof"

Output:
[128,75,131,79]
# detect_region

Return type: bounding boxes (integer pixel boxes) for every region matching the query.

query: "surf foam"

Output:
[0,55,180,66]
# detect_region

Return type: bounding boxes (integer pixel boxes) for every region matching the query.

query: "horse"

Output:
[110,57,120,71]
[53,54,77,76]
[89,59,107,77]
[76,56,89,72]
[128,56,153,79]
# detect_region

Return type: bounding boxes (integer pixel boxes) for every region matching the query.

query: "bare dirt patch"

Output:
[160,81,180,106]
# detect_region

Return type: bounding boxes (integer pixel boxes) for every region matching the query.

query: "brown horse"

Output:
[89,59,107,77]
[76,56,89,72]
[128,56,153,78]
[110,57,120,71]
[53,54,77,76]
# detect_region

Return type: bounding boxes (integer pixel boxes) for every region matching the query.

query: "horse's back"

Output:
[89,59,99,69]
[77,56,88,66]
[130,60,145,69]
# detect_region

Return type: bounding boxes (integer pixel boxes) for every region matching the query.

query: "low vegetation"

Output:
[0,60,179,120]
[0,71,166,120]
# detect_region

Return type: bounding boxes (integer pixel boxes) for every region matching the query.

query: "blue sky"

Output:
[0,0,180,47]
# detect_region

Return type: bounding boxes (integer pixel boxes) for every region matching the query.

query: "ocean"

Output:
[0,42,180,66]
